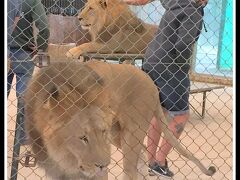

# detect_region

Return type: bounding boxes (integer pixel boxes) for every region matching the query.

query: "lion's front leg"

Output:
[66,42,104,59]
[66,45,84,59]
[121,130,145,180]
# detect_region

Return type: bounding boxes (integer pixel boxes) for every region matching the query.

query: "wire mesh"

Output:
[7,0,233,179]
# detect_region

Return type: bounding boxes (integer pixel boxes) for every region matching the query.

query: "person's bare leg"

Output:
[147,116,162,165]
[156,112,189,166]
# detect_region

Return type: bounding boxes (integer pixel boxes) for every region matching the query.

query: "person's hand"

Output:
[29,42,38,57]
[196,0,208,6]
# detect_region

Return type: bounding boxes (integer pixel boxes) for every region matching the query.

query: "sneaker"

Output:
[148,160,174,178]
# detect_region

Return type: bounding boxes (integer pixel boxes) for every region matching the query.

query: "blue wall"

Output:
[130,0,233,77]
[217,0,233,71]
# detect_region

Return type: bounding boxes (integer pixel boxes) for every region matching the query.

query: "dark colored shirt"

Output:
[10,0,50,51]
[7,0,21,56]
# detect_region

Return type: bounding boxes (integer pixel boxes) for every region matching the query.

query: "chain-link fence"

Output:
[7,0,233,179]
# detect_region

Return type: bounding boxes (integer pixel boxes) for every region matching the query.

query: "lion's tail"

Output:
[154,104,216,176]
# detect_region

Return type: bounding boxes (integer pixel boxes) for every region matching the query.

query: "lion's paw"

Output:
[66,48,82,59]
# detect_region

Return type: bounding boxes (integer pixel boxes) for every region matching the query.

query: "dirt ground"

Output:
[7,67,233,180]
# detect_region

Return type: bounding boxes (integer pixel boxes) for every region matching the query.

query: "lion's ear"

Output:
[43,85,60,109]
[99,0,107,9]
[49,85,59,100]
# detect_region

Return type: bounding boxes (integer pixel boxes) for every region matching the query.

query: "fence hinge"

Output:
[32,50,50,68]
[18,151,37,167]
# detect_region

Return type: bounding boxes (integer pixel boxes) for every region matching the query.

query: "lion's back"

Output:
[87,0,157,54]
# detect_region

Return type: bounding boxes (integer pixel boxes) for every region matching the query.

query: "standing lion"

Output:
[66,0,157,59]
[24,60,215,180]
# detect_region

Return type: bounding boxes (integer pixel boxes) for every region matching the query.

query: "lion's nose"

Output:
[95,163,104,170]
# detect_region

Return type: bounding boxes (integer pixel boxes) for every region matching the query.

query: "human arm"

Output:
[122,0,154,6]
[32,0,50,52]
[123,0,208,6]
[12,17,20,31]
[196,0,208,7]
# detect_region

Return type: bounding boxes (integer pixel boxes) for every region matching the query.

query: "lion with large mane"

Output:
[24,60,216,180]
[66,0,157,59]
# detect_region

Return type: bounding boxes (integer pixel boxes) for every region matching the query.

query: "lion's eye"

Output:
[89,7,93,10]
[79,136,89,143]
[102,130,107,134]
[102,130,108,138]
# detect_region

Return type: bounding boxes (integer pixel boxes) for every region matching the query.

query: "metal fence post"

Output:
[10,98,25,180]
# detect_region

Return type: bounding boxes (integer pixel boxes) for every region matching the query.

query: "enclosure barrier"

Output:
[7,0,233,179]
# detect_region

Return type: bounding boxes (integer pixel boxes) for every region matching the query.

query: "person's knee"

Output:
[167,121,185,138]
[174,122,185,135]
[168,112,189,136]
[150,116,161,131]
